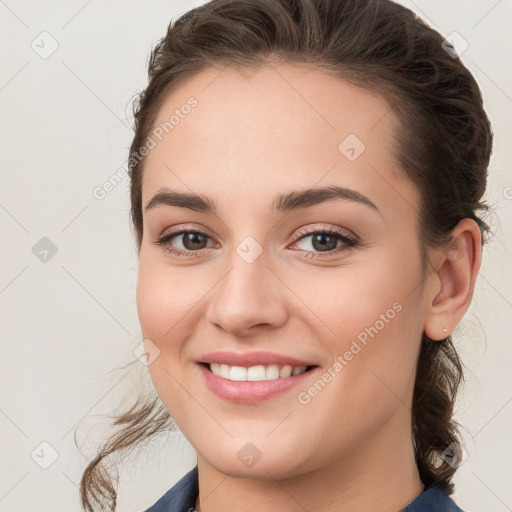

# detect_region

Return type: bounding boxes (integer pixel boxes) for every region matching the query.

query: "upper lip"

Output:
[198,350,318,367]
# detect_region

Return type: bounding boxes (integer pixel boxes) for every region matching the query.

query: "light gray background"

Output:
[1,1,511,511]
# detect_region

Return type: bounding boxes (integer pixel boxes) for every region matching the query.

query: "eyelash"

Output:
[153,225,358,259]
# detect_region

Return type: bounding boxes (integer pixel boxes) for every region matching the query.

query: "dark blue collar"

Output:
[143,465,465,511]
[144,466,198,512]
[402,484,465,511]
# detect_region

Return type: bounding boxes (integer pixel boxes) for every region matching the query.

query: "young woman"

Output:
[80,0,493,510]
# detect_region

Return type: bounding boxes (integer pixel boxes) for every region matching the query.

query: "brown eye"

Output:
[309,233,339,252]
[290,226,358,259]
[180,232,209,250]
[153,229,214,257]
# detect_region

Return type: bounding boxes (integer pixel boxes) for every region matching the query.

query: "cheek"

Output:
[135,259,199,421]
[290,249,422,344]
[135,255,203,343]
[291,248,424,405]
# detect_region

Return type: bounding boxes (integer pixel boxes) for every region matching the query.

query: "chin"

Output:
[196,434,314,480]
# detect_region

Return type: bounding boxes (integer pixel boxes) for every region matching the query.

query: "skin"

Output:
[136,63,482,512]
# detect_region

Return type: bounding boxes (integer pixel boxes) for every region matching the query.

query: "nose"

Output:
[204,247,288,338]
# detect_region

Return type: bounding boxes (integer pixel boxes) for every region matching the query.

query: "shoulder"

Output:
[141,470,466,512]
[402,485,466,512]
[143,465,199,512]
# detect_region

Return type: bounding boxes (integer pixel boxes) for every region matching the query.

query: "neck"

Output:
[194,413,424,512]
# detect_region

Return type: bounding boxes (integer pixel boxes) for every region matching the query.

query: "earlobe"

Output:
[423,219,482,341]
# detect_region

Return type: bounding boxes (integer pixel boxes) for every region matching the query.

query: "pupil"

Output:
[184,232,207,250]
[312,234,337,251]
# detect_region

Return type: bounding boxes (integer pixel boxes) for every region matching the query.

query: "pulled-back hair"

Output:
[79,0,492,509]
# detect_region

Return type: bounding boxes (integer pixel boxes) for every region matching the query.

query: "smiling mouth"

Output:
[200,362,318,381]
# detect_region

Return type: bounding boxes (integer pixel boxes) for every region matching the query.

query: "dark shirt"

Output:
[143,465,465,512]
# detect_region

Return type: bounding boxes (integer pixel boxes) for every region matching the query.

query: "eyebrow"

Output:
[144,185,381,216]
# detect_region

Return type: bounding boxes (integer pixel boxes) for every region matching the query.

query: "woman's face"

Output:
[136,63,430,479]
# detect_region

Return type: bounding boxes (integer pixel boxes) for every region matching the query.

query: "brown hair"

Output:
[79,0,493,509]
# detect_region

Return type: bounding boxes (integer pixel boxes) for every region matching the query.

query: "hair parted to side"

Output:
[78,0,493,510]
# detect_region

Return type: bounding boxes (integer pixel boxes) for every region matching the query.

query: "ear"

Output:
[424,218,483,341]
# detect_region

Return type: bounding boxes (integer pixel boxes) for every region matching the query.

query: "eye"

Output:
[153,225,358,259]
[289,226,358,258]
[153,229,216,258]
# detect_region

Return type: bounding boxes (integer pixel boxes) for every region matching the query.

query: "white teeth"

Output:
[229,365,247,381]
[208,363,311,381]
[265,364,280,380]
[279,365,293,378]
[247,365,266,381]
[292,365,307,376]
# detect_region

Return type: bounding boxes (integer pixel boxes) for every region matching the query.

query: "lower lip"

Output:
[198,363,319,404]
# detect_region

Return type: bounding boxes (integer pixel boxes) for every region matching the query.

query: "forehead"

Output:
[141,63,417,220]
